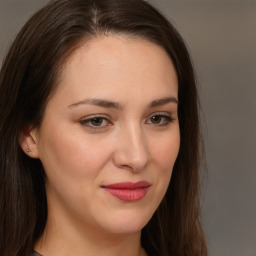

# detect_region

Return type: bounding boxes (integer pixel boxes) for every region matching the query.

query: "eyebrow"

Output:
[68,96,178,109]
[68,98,121,109]
[149,97,178,108]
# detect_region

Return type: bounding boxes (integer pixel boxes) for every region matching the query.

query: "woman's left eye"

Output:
[146,114,173,126]
[79,117,111,129]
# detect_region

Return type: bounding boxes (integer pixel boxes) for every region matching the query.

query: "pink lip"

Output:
[101,181,151,202]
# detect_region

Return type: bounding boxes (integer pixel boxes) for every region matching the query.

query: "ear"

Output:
[19,127,40,158]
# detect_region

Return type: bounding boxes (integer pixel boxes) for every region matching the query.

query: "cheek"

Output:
[37,125,114,220]
[38,124,112,182]
[149,127,180,194]
[151,128,180,171]
[139,128,180,216]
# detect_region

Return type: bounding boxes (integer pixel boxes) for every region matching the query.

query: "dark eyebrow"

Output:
[68,96,178,109]
[68,98,121,109]
[149,97,178,108]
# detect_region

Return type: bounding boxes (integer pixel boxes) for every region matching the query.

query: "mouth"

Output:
[101,181,151,202]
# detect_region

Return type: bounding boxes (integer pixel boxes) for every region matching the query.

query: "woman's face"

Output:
[33,36,180,235]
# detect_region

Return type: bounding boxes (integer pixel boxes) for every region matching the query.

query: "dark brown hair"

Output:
[0,0,207,255]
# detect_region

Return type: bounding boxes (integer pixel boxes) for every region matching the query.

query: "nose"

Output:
[113,124,150,172]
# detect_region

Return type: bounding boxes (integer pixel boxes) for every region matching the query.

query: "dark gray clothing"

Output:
[32,252,43,256]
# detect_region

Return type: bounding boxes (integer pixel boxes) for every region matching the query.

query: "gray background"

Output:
[0,0,255,255]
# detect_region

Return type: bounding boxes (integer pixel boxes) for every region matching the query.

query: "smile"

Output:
[101,181,151,202]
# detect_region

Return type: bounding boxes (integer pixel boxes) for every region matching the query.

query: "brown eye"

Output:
[80,116,110,129]
[90,118,104,126]
[146,114,174,126]
[151,115,162,124]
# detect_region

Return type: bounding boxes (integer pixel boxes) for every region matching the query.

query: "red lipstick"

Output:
[101,181,151,202]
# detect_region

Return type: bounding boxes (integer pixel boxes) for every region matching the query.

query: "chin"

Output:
[98,209,154,235]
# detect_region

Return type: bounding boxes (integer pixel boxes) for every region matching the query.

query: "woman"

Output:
[0,0,207,255]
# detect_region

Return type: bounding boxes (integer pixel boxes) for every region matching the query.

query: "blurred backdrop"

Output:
[0,0,255,255]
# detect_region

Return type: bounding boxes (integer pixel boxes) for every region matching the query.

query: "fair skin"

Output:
[21,36,180,256]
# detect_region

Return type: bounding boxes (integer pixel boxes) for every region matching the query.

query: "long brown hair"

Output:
[0,0,207,255]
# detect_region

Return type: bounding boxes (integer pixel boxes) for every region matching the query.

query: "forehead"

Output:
[53,35,178,105]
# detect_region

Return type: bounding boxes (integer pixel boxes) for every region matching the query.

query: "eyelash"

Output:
[146,114,174,126]
[79,114,174,129]
[79,115,111,129]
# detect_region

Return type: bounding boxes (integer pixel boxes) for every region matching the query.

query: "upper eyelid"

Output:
[150,111,169,115]
[79,114,110,121]
[149,113,172,118]
[147,111,173,118]
[79,112,173,121]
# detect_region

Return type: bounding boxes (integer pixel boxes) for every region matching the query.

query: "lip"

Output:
[101,181,151,202]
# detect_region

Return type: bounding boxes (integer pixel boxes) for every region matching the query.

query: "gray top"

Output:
[32,252,43,256]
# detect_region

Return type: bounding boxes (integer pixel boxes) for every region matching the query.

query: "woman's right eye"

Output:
[79,116,111,129]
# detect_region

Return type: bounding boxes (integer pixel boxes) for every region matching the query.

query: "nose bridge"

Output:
[114,121,149,171]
